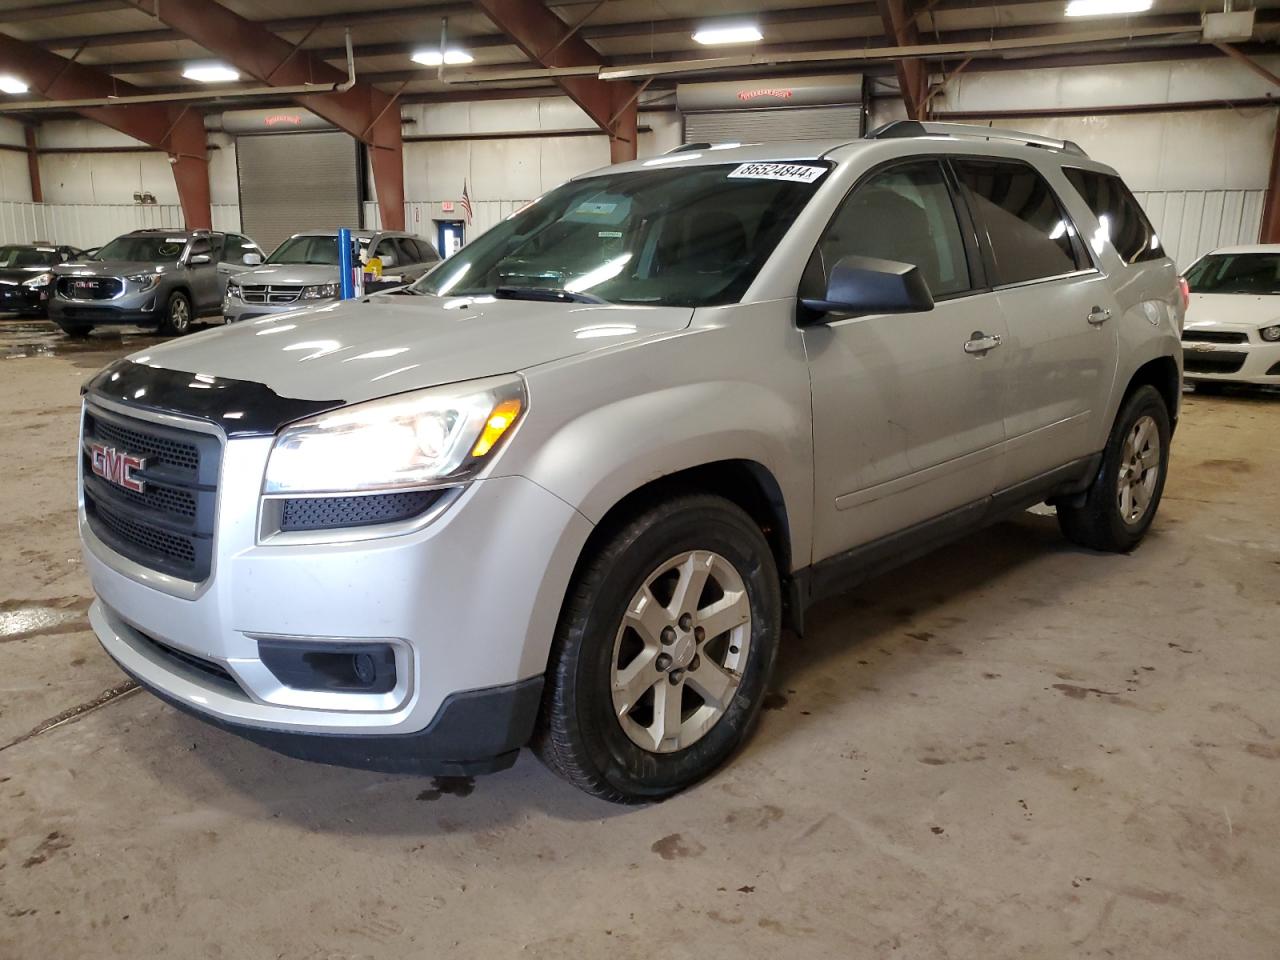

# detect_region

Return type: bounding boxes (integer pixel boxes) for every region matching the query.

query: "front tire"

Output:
[535,494,781,803]
[159,290,192,335]
[1057,385,1171,552]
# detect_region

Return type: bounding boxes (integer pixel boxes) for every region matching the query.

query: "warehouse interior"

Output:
[2,0,1279,957]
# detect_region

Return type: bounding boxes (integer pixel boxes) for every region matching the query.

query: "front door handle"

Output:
[1087,306,1112,325]
[964,332,1003,355]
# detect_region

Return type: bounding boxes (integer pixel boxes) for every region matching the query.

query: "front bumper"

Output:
[1182,339,1280,385]
[82,416,592,770]
[50,291,160,327]
[223,297,334,324]
[0,284,50,314]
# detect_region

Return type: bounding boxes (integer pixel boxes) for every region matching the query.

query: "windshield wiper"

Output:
[493,285,604,305]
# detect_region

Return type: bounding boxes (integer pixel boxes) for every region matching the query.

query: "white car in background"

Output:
[1181,244,1280,388]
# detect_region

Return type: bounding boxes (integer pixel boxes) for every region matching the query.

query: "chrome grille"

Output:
[58,276,122,300]
[240,284,303,305]
[81,406,221,582]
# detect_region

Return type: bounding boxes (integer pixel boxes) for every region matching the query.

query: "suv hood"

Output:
[234,263,340,286]
[127,294,694,405]
[54,260,171,277]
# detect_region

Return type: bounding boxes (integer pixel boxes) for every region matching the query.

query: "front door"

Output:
[186,236,223,312]
[804,159,1008,562]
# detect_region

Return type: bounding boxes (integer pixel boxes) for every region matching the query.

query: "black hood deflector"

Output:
[83,359,345,437]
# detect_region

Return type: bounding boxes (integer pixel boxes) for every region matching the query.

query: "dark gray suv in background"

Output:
[51,228,264,337]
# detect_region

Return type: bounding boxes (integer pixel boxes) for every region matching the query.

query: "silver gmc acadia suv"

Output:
[78,122,1183,802]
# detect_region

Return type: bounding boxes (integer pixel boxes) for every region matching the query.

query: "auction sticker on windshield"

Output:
[728,162,826,183]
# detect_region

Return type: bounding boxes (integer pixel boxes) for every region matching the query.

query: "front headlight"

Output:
[1260,324,1280,343]
[225,280,240,300]
[301,282,339,300]
[127,272,161,292]
[22,272,53,288]
[263,376,526,495]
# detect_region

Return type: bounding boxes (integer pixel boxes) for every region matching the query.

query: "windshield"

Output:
[410,161,830,307]
[267,235,370,265]
[1185,253,1280,295]
[0,246,57,267]
[97,235,188,263]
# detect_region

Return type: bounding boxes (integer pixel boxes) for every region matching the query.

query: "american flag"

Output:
[460,180,473,225]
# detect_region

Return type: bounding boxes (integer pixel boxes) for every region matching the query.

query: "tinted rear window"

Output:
[1064,168,1163,265]
[953,159,1089,286]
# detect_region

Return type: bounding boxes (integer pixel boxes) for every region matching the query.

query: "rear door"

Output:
[951,158,1121,484]
[804,158,1008,561]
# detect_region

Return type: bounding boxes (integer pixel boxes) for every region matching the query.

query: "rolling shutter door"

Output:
[236,131,360,254]
[685,105,862,144]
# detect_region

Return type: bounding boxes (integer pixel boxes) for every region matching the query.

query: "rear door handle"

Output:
[964,332,1003,355]
[1088,306,1112,325]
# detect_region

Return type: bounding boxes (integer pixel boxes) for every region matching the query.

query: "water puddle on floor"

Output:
[1,316,176,364]
[0,597,92,642]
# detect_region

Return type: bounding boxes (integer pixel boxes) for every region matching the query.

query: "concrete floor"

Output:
[2,315,1279,959]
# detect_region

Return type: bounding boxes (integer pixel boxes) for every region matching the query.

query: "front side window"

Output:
[95,235,188,262]
[411,162,830,307]
[1063,168,1163,265]
[953,159,1089,286]
[1184,253,1280,295]
[801,160,972,301]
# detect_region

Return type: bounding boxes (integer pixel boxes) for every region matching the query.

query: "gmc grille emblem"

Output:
[74,280,96,289]
[90,442,147,493]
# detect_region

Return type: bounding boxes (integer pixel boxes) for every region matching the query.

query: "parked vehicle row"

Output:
[77,124,1183,801]
[0,227,439,335]
[0,243,85,315]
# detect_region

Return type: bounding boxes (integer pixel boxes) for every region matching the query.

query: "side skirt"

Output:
[786,453,1102,632]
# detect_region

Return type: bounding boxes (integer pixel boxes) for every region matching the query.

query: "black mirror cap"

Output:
[799,254,935,325]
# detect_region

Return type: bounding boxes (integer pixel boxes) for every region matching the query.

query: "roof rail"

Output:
[865,120,1088,157]
[664,142,713,154]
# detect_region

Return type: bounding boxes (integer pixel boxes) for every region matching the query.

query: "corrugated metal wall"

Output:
[0,201,241,249]
[1131,190,1266,269]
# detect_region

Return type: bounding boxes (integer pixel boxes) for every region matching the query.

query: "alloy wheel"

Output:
[610,550,751,754]
[1117,414,1160,525]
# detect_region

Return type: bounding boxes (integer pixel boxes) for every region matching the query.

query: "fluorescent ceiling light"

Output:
[1064,0,1152,16]
[0,75,29,94]
[183,64,240,83]
[692,24,763,45]
[411,49,474,66]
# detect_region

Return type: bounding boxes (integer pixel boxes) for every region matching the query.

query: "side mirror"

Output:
[242,252,263,266]
[799,255,934,325]
[189,253,212,265]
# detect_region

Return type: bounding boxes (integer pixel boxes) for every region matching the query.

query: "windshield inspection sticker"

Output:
[728,162,825,183]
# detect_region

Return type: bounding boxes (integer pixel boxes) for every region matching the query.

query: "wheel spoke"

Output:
[1139,445,1159,472]
[1119,483,1133,520]
[1132,479,1151,513]
[1133,418,1151,453]
[667,551,712,618]
[613,648,660,716]
[696,590,750,641]
[624,586,669,647]
[686,658,738,709]
[650,679,685,750]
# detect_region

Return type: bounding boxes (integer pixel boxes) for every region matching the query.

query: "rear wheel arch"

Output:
[1121,355,1180,433]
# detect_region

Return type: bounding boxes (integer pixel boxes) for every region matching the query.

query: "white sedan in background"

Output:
[1181,244,1280,388]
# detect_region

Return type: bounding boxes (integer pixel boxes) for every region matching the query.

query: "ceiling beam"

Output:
[877,0,929,118]
[0,1,125,23]
[0,31,210,227]
[121,0,406,229]
[471,0,641,161]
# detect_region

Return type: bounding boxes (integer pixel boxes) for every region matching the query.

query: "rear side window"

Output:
[953,159,1089,286]
[803,160,973,301]
[1063,168,1163,265]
